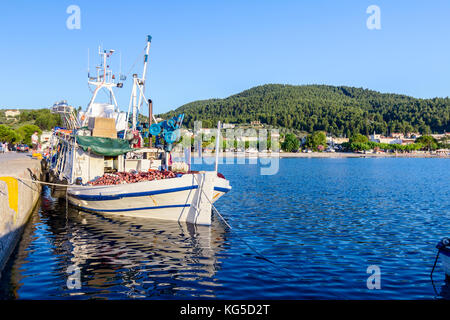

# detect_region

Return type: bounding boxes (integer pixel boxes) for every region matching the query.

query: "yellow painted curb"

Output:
[0,177,19,221]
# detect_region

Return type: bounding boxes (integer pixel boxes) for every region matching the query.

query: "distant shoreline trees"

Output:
[0,124,42,145]
[304,131,327,151]
[339,135,442,153]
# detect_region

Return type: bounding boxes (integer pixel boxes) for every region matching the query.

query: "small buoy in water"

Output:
[82,218,87,225]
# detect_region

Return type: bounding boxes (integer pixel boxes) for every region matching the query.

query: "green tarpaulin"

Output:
[76,136,134,156]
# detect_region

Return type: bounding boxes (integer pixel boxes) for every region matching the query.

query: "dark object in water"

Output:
[437,238,450,253]
[432,238,450,284]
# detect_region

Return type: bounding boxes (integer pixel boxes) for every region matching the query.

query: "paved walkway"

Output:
[0,152,40,176]
[0,152,31,163]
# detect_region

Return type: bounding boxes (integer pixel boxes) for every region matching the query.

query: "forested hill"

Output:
[160,84,450,136]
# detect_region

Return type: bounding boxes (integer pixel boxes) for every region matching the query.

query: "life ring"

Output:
[164,129,179,144]
[149,123,161,136]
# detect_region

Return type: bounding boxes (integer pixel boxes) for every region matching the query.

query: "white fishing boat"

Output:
[45,35,231,225]
[67,171,231,225]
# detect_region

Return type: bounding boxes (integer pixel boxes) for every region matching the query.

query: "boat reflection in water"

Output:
[6,187,228,299]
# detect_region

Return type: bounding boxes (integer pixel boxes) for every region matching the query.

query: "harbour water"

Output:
[0,158,449,299]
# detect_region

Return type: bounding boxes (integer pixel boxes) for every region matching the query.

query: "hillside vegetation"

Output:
[0,109,61,144]
[0,109,61,130]
[160,84,450,136]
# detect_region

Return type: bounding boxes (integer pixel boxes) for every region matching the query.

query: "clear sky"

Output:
[1,0,450,114]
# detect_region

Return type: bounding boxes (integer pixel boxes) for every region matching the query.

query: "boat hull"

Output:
[67,172,231,225]
[441,250,450,278]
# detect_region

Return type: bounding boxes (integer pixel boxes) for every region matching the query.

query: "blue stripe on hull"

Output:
[72,203,191,213]
[70,185,230,201]
[70,185,199,201]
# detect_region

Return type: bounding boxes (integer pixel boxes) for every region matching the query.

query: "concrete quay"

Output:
[0,153,42,275]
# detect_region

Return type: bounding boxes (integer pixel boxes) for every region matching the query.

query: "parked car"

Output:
[17,144,29,152]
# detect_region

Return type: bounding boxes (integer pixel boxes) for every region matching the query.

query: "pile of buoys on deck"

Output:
[88,170,178,186]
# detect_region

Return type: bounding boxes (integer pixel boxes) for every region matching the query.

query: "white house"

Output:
[5,109,20,118]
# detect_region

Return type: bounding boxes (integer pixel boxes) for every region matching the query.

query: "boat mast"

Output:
[127,35,152,132]
[83,46,121,127]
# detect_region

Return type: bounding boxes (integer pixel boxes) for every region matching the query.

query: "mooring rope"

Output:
[190,174,342,292]
[19,174,275,265]
[193,175,275,264]
[430,250,441,296]
[14,177,91,189]
[431,250,440,279]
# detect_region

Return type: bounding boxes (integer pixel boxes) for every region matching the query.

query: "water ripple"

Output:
[0,158,449,299]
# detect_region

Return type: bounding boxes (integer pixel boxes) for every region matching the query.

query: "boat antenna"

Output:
[87,48,90,77]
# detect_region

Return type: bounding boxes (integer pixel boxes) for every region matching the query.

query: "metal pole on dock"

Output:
[215,121,221,173]
[148,99,153,147]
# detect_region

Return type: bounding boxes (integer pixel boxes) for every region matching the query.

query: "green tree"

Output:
[350,142,370,151]
[349,133,369,144]
[415,135,438,151]
[35,113,59,130]
[305,131,327,151]
[0,125,21,143]
[282,133,300,152]
[16,124,42,145]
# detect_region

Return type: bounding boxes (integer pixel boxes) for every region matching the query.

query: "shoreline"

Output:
[181,151,449,159]
[277,152,449,159]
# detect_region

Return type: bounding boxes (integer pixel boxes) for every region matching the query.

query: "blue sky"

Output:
[1,0,450,114]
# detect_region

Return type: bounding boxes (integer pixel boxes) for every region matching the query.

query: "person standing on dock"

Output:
[31,131,39,152]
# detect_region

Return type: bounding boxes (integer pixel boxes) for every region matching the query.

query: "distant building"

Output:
[401,138,416,145]
[369,133,382,143]
[250,120,262,127]
[329,137,349,145]
[408,133,421,139]
[431,133,448,140]
[222,123,235,129]
[5,109,20,118]
[380,137,402,144]
[391,133,405,139]
[370,133,402,144]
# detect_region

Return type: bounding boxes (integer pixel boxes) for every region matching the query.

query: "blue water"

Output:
[0,158,449,299]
